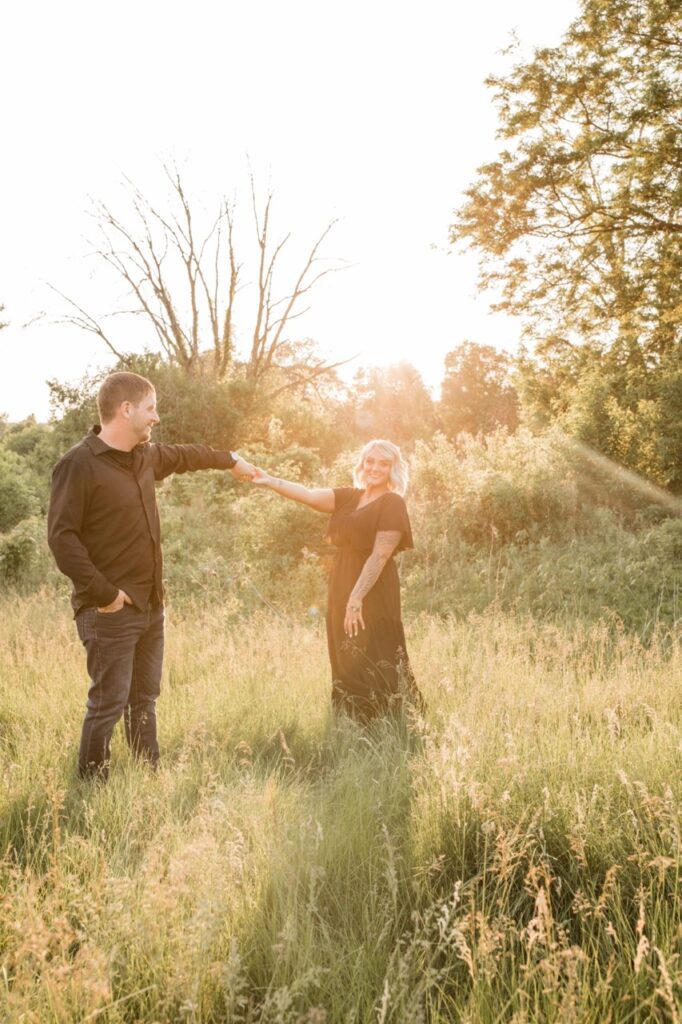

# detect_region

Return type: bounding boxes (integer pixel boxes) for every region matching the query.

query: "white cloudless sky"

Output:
[1,0,579,421]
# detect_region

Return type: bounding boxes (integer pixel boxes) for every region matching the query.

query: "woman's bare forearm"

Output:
[260,474,334,512]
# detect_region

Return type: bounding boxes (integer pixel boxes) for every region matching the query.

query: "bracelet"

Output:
[348,602,361,612]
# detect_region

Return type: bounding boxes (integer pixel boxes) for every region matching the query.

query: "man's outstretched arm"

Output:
[150,443,255,481]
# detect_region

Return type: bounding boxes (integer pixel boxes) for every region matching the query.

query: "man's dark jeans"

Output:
[75,604,165,779]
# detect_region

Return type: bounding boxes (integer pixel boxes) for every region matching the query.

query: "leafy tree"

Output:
[46,373,103,454]
[453,0,682,359]
[1,417,56,496]
[452,0,682,487]
[46,347,345,459]
[344,363,439,448]
[440,342,518,438]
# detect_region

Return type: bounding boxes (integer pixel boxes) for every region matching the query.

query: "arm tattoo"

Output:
[349,530,402,605]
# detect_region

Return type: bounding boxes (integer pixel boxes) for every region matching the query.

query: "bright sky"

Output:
[1,0,579,421]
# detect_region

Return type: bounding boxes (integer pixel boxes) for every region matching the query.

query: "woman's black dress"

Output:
[325,487,420,719]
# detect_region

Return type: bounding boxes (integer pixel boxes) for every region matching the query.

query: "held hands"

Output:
[230,457,257,481]
[344,600,365,638]
[97,589,133,614]
[230,461,274,487]
[250,466,273,487]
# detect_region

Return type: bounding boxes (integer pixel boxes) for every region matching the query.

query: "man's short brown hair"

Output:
[97,372,155,424]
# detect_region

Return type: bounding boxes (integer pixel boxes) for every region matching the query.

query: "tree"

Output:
[345,363,439,447]
[453,0,682,362]
[56,169,348,397]
[452,0,682,487]
[440,342,518,438]
[45,347,346,458]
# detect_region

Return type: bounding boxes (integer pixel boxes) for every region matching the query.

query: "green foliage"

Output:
[440,341,519,438]
[402,430,681,633]
[1,417,59,488]
[0,516,56,588]
[3,416,42,457]
[453,0,682,486]
[521,345,682,492]
[9,359,682,637]
[454,0,682,355]
[411,429,583,544]
[0,451,42,532]
[157,440,330,615]
[47,372,102,451]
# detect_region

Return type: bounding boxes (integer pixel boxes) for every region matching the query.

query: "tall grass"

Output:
[1,594,681,1022]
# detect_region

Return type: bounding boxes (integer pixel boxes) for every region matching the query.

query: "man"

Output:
[48,370,254,779]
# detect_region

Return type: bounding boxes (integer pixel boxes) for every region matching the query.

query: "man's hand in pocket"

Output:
[97,590,133,613]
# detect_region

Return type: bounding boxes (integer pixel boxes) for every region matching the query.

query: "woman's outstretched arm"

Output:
[251,467,335,513]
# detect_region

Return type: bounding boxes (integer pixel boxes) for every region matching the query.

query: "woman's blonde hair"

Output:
[353,439,409,496]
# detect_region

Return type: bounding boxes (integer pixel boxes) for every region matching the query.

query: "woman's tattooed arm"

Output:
[344,530,402,636]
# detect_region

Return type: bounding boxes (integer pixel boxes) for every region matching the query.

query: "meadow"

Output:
[1,593,681,1022]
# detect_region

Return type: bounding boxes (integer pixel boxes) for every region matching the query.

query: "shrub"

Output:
[0,451,42,532]
[0,516,56,589]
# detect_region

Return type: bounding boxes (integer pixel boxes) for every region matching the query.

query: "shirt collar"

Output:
[84,425,113,455]
[85,425,146,456]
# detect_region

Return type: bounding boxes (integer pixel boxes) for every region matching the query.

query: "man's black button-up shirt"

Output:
[48,426,237,614]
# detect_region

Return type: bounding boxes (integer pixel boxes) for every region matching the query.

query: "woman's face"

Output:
[363,447,392,489]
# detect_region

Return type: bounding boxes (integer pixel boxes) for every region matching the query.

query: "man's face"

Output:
[128,390,160,443]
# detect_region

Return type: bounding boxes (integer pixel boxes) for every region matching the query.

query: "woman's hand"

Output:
[250,467,273,487]
[344,600,365,638]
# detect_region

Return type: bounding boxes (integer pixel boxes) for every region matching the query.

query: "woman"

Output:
[251,440,421,720]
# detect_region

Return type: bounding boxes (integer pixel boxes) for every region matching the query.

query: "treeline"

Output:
[1,345,680,636]
[0,339,518,535]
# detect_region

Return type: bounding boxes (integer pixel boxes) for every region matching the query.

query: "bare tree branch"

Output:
[55,166,347,394]
[48,285,128,362]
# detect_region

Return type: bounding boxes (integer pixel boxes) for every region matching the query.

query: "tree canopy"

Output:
[453,0,682,360]
[440,342,518,439]
[453,0,682,489]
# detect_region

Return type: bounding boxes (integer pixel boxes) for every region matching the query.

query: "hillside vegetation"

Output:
[2,422,681,639]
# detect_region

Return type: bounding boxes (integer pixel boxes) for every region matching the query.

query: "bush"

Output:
[401,430,682,632]
[0,516,57,589]
[0,451,42,532]
[410,429,584,546]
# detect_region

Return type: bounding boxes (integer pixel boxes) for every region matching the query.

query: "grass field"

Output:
[1,593,681,1022]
